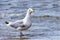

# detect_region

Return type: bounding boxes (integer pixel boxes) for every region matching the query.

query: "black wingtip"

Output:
[5,21,9,24]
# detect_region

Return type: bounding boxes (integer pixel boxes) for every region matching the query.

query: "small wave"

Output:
[0,14,60,20]
[0,37,8,40]
[32,15,60,20]
[0,13,25,19]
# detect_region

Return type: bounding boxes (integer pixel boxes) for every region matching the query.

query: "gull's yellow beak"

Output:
[32,9,35,12]
[28,8,35,13]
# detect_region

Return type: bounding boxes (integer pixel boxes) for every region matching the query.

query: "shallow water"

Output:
[0,17,60,40]
[0,0,60,16]
[0,0,60,40]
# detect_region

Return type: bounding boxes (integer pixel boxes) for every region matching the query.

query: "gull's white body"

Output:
[5,8,34,36]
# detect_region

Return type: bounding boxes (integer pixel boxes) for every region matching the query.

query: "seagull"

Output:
[5,8,35,36]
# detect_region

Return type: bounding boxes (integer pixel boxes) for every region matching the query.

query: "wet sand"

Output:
[4,38,29,40]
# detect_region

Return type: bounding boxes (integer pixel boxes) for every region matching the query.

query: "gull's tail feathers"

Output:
[5,21,13,26]
[5,21,9,24]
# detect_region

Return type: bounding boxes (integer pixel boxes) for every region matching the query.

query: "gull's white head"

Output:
[27,8,34,14]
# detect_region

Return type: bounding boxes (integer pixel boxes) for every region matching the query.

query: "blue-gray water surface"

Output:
[0,0,60,40]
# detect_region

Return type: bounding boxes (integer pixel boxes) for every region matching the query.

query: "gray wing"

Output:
[10,19,25,29]
[10,23,25,28]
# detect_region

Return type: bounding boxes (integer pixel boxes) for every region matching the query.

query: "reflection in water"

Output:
[19,38,29,40]
[5,38,30,40]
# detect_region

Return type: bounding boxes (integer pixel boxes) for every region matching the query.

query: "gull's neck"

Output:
[24,11,31,20]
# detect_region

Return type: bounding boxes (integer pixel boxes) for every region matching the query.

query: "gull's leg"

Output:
[20,31,24,37]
